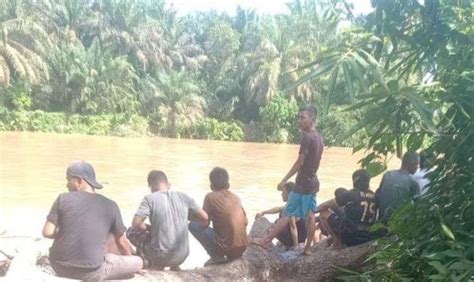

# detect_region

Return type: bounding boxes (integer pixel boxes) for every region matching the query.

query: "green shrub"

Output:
[185,118,244,141]
[110,114,149,137]
[0,110,150,137]
[259,94,299,143]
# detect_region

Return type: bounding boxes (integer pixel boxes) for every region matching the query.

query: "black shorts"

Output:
[327,210,372,247]
[326,208,345,235]
[276,219,307,248]
[340,230,372,247]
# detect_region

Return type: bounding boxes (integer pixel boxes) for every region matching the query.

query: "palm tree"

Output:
[236,0,346,106]
[87,0,207,73]
[0,0,49,85]
[147,71,206,136]
[43,40,138,114]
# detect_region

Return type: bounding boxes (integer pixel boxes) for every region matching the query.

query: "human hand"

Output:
[277,181,286,191]
[255,212,264,220]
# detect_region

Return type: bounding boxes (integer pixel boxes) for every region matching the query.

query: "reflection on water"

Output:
[0,132,398,268]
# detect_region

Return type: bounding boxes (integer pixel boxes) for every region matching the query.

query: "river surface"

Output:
[0,131,397,269]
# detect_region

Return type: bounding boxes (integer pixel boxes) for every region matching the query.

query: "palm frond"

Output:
[0,56,11,85]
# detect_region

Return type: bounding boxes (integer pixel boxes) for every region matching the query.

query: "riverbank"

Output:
[0,108,360,146]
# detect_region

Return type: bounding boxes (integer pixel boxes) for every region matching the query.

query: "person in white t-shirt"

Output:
[413,151,432,194]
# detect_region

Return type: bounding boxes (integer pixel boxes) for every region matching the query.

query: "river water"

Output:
[0,131,397,268]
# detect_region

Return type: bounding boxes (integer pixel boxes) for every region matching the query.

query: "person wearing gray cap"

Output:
[42,161,143,280]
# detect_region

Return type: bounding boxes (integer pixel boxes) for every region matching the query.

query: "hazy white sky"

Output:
[167,0,374,16]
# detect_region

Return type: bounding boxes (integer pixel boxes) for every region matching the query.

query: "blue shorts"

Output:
[284,191,317,219]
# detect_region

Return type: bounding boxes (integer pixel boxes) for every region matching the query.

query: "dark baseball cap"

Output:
[66,161,103,189]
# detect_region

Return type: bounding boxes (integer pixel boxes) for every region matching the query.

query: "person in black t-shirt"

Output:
[317,169,377,248]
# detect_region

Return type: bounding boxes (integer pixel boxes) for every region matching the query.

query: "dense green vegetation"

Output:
[329,1,472,280]
[0,0,363,144]
[0,0,472,279]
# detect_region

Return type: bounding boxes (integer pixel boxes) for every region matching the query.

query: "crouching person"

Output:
[42,161,143,281]
[189,167,249,266]
[127,170,208,270]
[318,169,378,248]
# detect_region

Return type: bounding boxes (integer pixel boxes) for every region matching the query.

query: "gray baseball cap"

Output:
[66,161,103,189]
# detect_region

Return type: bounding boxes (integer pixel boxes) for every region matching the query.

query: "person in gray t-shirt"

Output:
[127,170,208,270]
[376,151,420,223]
[43,161,142,280]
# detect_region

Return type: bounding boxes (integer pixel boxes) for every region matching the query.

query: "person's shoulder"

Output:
[382,169,399,178]
[226,189,242,201]
[56,192,70,199]
[96,193,119,206]
[204,190,218,200]
[313,129,322,137]
[173,190,189,197]
[358,189,376,198]
[309,130,324,144]
[173,190,195,202]
[346,188,360,198]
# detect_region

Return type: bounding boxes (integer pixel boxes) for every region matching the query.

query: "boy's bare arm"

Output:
[278,154,305,190]
[255,205,284,219]
[315,199,338,213]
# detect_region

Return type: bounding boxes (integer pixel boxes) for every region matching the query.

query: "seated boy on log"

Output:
[255,182,307,249]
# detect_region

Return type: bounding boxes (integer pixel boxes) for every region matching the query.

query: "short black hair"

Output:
[284,182,296,193]
[209,167,229,190]
[352,169,370,191]
[402,151,419,167]
[299,104,317,120]
[335,187,347,199]
[147,170,168,186]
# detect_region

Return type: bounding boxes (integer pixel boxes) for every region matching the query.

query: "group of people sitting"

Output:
[42,162,249,280]
[254,150,425,252]
[41,105,429,281]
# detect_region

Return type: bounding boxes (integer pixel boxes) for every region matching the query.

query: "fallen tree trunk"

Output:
[4,217,375,281]
[131,217,376,281]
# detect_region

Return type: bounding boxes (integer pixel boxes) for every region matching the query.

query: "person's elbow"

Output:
[42,222,56,239]
[42,229,55,239]
[131,216,145,229]
[196,209,209,227]
[200,215,209,227]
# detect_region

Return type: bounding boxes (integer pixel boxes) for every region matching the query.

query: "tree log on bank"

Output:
[136,217,376,281]
[2,218,375,281]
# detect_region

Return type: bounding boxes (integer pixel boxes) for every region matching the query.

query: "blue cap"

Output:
[66,161,103,189]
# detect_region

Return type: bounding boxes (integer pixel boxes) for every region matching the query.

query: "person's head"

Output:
[147,170,169,192]
[335,187,347,199]
[298,105,317,132]
[281,182,296,202]
[66,161,102,192]
[209,167,229,191]
[352,169,370,191]
[419,150,433,170]
[401,151,419,174]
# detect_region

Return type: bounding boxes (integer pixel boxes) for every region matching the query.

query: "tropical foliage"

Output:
[1,0,362,144]
[0,0,472,279]
[314,0,473,280]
